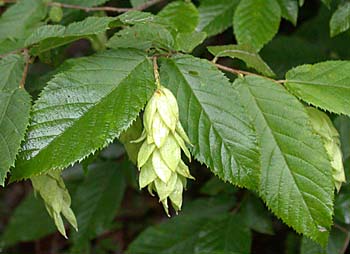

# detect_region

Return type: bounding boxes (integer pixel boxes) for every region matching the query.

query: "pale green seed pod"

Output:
[31,170,78,238]
[306,107,345,192]
[49,6,63,23]
[135,86,194,215]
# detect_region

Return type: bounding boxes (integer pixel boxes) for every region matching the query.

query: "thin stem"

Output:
[48,0,163,13]
[1,0,16,3]
[215,63,281,84]
[20,49,30,89]
[341,233,350,254]
[0,48,26,59]
[153,56,161,88]
[334,224,350,254]
[335,223,348,234]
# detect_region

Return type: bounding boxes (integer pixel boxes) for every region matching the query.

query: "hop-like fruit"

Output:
[135,86,194,215]
[307,107,346,192]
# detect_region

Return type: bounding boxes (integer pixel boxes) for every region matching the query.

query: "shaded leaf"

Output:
[119,116,143,164]
[0,193,57,247]
[25,17,115,54]
[160,55,260,190]
[107,23,174,51]
[127,198,242,254]
[240,194,274,235]
[0,0,47,41]
[130,0,148,8]
[300,227,347,254]
[71,161,126,249]
[175,31,207,53]
[233,0,281,51]
[197,0,239,37]
[330,2,350,37]
[285,61,350,116]
[334,115,350,161]
[234,76,334,245]
[11,49,156,180]
[277,0,298,25]
[158,1,199,33]
[260,36,327,78]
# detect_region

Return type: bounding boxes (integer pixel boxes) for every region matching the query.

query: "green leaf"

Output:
[0,193,57,247]
[320,0,332,8]
[117,11,160,25]
[71,161,126,249]
[300,227,347,254]
[207,44,275,77]
[107,23,174,51]
[0,54,24,91]
[0,88,31,186]
[0,0,47,41]
[11,49,156,180]
[233,76,334,245]
[130,0,148,8]
[285,61,350,116]
[334,115,350,161]
[233,0,281,51]
[158,1,199,33]
[175,31,207,53]
[31,170,77,238]
[0,55,31,186]
[25,17,116,54]
[197,0,239,37]
[330,2,350,37]
[194,214,252,254]
[240,194,274,235]
[277,0,298,25]
[160,55,260,190]
[0,38,25,55]
[119,116,143,164]
[260,35,327,78]
[128,214,251,254]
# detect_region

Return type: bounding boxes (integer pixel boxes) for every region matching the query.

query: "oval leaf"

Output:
[285,61,350,116]
[12,49,156,180]
[233,0,281,51]
[234,75,334,245]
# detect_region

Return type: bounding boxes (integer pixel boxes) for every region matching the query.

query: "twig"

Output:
[341,233,350,254]
[335,224,350,254]
[335,223,348,234]
[0,48,26,59]
[48,0,163,13]
[215,63,283,84]
[153,56,161,88]
[19,48,30,89]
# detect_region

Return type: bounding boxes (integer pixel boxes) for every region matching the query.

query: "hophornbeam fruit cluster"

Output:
[307,107,346,192]
[134,83,194,216]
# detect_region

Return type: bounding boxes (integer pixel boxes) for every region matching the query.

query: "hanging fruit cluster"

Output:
[134,67,194,215]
